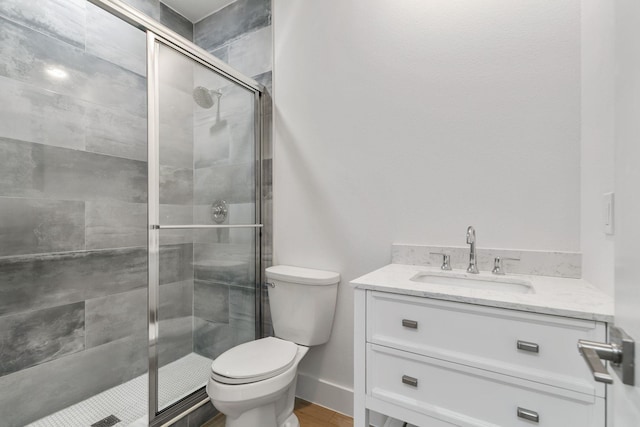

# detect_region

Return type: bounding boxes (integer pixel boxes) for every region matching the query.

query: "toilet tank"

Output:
[265,265,340,346]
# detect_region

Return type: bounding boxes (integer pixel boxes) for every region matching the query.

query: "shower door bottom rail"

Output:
[152,224,263,230]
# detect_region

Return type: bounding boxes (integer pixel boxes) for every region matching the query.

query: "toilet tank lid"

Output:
[266,265,340,286]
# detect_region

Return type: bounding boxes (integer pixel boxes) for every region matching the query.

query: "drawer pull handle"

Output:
[517,340,539,353]
[517,407,539,423]
[402,319,418,329]
[402,375,418,387]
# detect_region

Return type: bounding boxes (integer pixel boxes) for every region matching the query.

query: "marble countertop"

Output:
[351,264,614,322]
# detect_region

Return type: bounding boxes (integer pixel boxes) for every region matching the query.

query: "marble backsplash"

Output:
[392,244,581,279]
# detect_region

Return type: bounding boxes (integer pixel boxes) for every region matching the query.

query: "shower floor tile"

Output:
[27,353,213,427]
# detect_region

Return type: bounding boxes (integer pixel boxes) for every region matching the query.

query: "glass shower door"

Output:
[148,36,261,416]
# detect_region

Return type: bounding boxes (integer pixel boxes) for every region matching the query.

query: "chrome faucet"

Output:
[466,226,479,274]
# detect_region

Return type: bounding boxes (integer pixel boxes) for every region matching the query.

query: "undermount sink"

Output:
[410,271,534,294]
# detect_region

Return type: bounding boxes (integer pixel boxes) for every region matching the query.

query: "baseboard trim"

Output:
[295,372,354,417]
[295,374,388,426]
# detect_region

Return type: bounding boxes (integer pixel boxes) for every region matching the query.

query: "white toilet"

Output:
[206,265,340,427]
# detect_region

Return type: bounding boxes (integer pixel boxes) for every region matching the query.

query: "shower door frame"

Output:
[88,1,267,425]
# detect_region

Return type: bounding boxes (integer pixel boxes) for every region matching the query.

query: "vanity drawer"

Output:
[367,344,605,427]
[367,291,606,396]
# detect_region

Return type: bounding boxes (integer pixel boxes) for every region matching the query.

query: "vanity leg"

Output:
[354,289,369,427]
[354,409,370,427]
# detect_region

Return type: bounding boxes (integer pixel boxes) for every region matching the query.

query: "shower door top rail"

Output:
[153,224,263,230]
[87,0,264,93]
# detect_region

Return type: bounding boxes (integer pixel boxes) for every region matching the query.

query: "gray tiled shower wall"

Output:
[0,0,195,426]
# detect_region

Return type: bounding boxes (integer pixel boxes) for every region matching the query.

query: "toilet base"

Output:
[222,406,299,427]
[281,413,300,427]
[224,402,277,427]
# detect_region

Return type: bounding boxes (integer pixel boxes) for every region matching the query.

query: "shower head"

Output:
[193,86,221,109]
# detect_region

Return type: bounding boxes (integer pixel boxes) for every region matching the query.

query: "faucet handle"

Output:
[492,256,520,275]
[430,252,452,271]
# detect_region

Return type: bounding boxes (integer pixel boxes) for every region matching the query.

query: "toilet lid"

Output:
[211,337,298,385]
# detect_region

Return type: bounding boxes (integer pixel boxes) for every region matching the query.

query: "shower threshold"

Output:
[27,353,213,427]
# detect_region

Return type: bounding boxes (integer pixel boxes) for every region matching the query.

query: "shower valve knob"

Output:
[211,200,228,223]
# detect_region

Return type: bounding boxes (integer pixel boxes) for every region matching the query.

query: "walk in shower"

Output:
[0,0,268,426]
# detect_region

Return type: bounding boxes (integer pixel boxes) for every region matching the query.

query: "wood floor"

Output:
[203,398,354,427]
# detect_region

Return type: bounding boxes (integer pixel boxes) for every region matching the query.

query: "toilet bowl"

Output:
[207,338,308,427]
[206,265,340,427]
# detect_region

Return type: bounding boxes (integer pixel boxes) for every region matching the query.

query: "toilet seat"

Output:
[211,337,298,385]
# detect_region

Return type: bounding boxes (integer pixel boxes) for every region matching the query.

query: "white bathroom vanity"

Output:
[352,263,614,427]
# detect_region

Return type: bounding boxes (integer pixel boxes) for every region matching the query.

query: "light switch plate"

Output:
[603,192,615,235]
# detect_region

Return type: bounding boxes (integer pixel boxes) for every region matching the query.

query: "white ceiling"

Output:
[162,0,236,23]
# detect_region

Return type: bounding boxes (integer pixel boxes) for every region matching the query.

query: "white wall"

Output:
[273,0,581,413]
[580,0,616,296]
